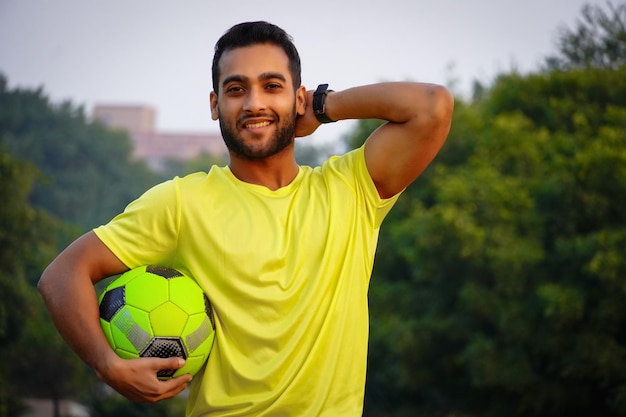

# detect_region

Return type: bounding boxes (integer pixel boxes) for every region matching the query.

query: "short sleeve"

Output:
[322,146,402,229]
[93,179,180,268]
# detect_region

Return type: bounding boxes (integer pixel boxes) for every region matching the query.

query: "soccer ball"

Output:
[98,265,215,378]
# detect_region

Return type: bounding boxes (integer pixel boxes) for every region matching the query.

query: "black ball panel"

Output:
[99,286,125,322]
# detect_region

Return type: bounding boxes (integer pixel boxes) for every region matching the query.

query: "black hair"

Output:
[212,21,302,93]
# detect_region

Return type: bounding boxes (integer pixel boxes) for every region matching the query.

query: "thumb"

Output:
[150,356,186,378]
[161,356,185,370]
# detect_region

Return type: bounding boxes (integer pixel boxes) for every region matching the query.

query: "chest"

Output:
[178,178,360,294]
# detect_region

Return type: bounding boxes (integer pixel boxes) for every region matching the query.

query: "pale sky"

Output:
[0,0,605,141]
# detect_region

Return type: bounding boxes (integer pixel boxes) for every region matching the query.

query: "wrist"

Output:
[313,84,336,124]
[93,346,123,381]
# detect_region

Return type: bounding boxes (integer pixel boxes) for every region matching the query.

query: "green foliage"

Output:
[0,152,46,343]
[364,62,626,417]
[89,393,187,417]
[545,1,626,70]
[0,75,159,234]
[0,76,163,415]
[295,140,337,167]
[5,288,97,403]
[0,151,93,417]
[344,118,385,150]
[158,152,228,180]
[484,67,626,135]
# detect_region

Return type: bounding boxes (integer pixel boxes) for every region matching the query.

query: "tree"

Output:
[89,392,187,417]
[0,75,159,235]
[361,2,626,414]
[0,153,42,416]
[0,77,162,416]
[5,290,97,417]
[294,140,337,167]
[158,152,228,180]
[545,1,626,70]
[0,151,95,417]
[364,67,626,416]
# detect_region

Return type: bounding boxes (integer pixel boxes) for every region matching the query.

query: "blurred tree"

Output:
[0,76,161,416]
[158,152,228,180]
[545,1,626,70]
[0,152,94,417]
[0,75,159,236]
[5,290,97,417]
[0,153,49,346]
[0,152,45,417]
[294,140,337,167]
[89,392,187,417]
[365,67,626,416]
[361,2,626,415]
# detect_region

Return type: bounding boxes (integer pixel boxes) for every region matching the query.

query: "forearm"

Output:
[324,82,449,126]
[37,232,129,377]
[38,232,191,402]
[38,258,119,377]
[311,81,453,198]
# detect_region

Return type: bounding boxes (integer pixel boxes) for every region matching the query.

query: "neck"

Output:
[228,148,299,191]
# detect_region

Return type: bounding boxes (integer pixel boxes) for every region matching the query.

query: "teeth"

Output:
[245,121,270,128]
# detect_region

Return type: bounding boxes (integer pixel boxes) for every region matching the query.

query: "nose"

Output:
[243,87,266,113]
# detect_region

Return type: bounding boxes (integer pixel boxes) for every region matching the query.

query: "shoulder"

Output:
[317,146,364,177]
[168,167,230,194]
[308,146,383,202]
[316,146,372,190]
[306,146,401,227]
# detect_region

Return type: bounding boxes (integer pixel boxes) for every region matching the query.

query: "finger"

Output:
[151,374,192,402]
[147,356,186,372]
[138,373,192,403]
[164,373,193,388]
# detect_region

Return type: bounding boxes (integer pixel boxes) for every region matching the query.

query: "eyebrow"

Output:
[221,72,287,89]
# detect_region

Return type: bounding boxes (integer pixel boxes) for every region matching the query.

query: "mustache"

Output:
[238,113,276,125]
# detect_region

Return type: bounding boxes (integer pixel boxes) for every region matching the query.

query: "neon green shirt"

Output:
[94,146,400,416]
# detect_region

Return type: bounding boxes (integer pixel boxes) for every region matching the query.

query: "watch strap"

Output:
[313,83,335,123]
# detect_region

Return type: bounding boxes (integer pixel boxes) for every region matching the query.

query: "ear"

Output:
[296,85,306,116]
[210,91,219,120]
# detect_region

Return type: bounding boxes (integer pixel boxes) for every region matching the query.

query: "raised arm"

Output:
[38,231,191,402]
[298,82,454,199]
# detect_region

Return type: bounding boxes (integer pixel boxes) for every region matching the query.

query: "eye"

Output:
[265,82,283,91]
[225,85,245,94]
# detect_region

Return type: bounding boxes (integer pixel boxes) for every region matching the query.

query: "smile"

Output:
[244,120,271,129]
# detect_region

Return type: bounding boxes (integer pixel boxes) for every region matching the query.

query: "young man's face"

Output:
[210,43,306,160]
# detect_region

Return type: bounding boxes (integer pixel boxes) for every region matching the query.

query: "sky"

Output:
[0,0,606,141]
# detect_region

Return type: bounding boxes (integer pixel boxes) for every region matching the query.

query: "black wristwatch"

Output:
[313,84,335,124]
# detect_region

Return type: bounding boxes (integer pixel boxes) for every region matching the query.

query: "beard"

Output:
[219,105,297,160]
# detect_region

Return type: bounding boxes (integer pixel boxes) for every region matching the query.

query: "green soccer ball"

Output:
[98,265,216,379]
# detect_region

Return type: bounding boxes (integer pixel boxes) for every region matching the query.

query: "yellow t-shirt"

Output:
[94,146,400,416]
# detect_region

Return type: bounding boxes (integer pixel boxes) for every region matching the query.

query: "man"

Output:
[38,21,453,416]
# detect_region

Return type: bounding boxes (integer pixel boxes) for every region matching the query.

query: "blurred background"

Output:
[0,0,608,141]
[1,1,625,416]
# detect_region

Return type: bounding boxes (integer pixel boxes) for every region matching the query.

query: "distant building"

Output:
[93,104,226,170]
[93,104,157,133]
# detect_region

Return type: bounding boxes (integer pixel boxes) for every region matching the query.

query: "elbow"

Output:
[38,258,64,301]
[37,265,52,298]
[404,83,454,123]
[422,85,454,140]
[429,84,455,123]
[406,83,454,137]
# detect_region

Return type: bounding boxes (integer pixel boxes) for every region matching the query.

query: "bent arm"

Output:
[38,231,191,402]
[38,231,128,373]
[313,82,454,199]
